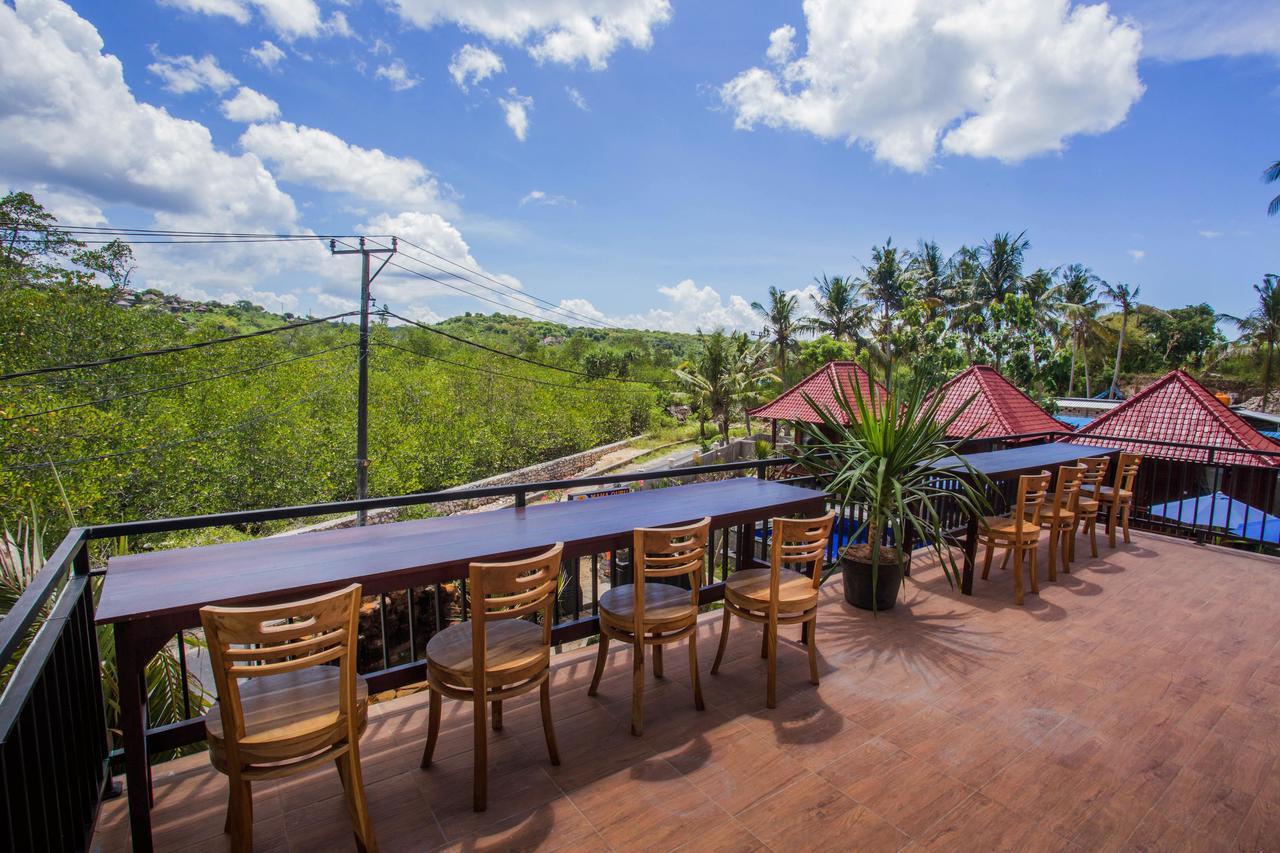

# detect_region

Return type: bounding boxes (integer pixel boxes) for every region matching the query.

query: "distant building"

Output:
[928,365,1065,442]
[748,361,886,444]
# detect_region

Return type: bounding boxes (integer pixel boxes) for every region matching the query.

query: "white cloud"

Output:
[520,190,576,207]
[499,88,532,141]
[565,85,589,110]
[371,38,393,56]
[1198,229,1222,239]
[220,86,282,122]
[248,39,286,69]
[1128,248,1146,260]
[448,44,504,90]
[147,49,238,94]
[1117,0,1280,61]
[560,280,759,333]
[375,58,422,91]
[721,0,1144,172]
[386,0,672,70]
[158,0,332,41]
[238,121,449,211]
[765,24,796,65]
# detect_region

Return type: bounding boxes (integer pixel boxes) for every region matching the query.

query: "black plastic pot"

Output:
[841,551,907,611]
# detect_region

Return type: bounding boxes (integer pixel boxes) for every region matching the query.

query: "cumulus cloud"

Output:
[559,280,759,333]
[499,88,532,141]
[520,190,575,206]
[386,0,672,70]
[721,0,1144,172]
[375,58,422,91]
[238,121,450,211]
[1128,248,1146,260]
[565,86,589,110]
[157,0,340,41]
[148,49,238,94]
[248,39,286,69]
[220,86,281,122]
[448,44,504,90]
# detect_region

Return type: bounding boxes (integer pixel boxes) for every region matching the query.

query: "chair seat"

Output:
[1035,505,1077,523]
[207,667,368,770]
[724,567,818,613]
[427,619,548,684]
[979,515,1040,538]
[1095,485,1133,502]
[599,582,696,624]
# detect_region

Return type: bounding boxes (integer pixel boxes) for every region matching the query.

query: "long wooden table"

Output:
[932,443,1121,595]
[97,478,828,850]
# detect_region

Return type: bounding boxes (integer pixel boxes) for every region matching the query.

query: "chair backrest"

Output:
[468,542,564,675]
[772,511,837,593]
[1049,464,1086,514]
[1014,471,1052,533]
[200,583,362,762]
[1113,452,1142,492]
[631,517,711,632]
[1079,456,1111,498]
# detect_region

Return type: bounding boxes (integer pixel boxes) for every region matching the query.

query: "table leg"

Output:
[116,622,154,853]
[961,512,979,595]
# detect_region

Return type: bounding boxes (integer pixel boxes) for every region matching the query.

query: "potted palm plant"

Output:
[791,376,989,611]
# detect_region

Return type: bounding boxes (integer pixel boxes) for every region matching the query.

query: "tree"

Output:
[860,238,914,380]
[1141,303,1224,370]
[0,191,133,289]
[675,330,737,445]
[1227,275,1280,409]
[804,274,869,344]
[1058,264,1101,396]
[1102,281,1141,398]
[750,286,801,380]
[732,333,779,435]
[974,231,1030,369]
[1265,160,1280,217]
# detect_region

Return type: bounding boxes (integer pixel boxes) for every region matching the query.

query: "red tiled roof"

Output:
[927,365,1065,440]
[1071,369,1280,467]
[748,361,886,424]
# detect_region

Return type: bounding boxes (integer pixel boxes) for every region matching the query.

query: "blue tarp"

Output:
[1147,492,1280,544]
[1056,415,1093,429]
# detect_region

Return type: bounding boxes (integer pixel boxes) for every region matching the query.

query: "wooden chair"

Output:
[1096,452,1141,547]
[1037,464,1085,580]
[711,511,836,708]
[978,472,1051,605]
[1068,456,1110,560]
[588,517,710,736]
[201,584,377,853]
[420,543,564,812]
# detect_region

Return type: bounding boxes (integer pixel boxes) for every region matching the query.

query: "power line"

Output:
[1,344,353,422]
[380,307,671,388]
[374,340,645,394]
[1,380,344,473]
[0,311,357,381]
[0,222,389,240]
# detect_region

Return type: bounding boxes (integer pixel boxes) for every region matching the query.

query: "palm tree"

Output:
[861,239,914,373]
[1102,281,1141,399]
[974,231,1030,369]
[804,274,869,343]
[732,333,780,435]
[911,240,952,316]
[1265,160,1280,217]
[1058,264,1101,396]
[675,330,736,445]
[1227,274,1280,409]
[750,286,801,380]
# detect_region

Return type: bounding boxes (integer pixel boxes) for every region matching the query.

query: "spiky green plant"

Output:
[790,373,990,608]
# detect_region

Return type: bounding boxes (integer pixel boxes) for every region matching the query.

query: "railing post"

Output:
[515,490,527,508]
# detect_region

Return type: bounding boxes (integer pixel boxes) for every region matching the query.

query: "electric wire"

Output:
[373,340,645,394]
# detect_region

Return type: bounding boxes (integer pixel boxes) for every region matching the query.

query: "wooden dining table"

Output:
[96,477,828,851]
[931,442,1121,595]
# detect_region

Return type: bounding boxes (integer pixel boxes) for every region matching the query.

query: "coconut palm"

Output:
[1102,281,1141,399]
[1058,264,1102,396]
[911,240,953,315]
[675,329,737,445]
[732,333,780,435]
[1226,274,1280,409]
[1265,160,1280,217]
[750,286,801,380]
[804,274,870,343]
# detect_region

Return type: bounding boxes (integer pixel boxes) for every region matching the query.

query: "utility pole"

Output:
[330,236,397,524]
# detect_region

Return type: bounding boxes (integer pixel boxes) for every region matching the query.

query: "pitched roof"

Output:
[1071,369,1280,467]
[748,361,886,425]
[927,366,1066,440]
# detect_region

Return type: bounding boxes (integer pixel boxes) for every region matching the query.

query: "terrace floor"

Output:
[92,531,1280,852]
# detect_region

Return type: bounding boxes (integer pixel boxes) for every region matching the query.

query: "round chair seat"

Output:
[724,567,818,613]
[1095,486,1133,502]
[979,515,1040,538]
[207,667,368,772]
[427,619,548,686]
[599,582,696,624]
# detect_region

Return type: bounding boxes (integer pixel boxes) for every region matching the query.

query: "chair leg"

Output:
[653,642,664,679]
[587,635,609,696]
[807,614,819,686]
[981,540,995,579]
[1122,503,1132,543]
[711,607,731,675]
[491,700,502,731]
[1029,544,1040,595]
[472,692,488,811]
[539,679,560,766]
[1046,528,1058,582]
[1062,524,1072,573]
[1000,547,1011,572]
[420,687,441,769]
[1013,543,1024,605]
[631,641,645,737]
[1088,518,1098,558]
[337,748,377,853]
[760,626,768,659]
[224,777,251,850]
[689,633,705,712]
[1108,500,1120,548]
[766,619,778,709]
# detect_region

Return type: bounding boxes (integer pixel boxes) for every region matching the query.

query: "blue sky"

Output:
[1,0,1278,329]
